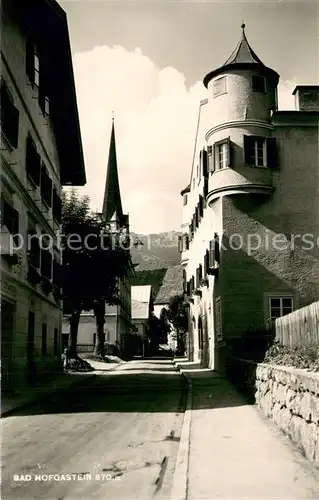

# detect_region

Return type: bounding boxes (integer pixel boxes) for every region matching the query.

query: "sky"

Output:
[59,0,319,234]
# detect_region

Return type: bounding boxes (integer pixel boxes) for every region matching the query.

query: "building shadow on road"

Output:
[3,363,250,417]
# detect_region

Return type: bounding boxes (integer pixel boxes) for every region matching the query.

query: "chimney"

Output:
[292,86,319,111]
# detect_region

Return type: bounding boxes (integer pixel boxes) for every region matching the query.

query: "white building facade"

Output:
[1,0,86,390]
[180,25,319,371]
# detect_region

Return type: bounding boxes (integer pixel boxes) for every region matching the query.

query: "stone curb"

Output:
[1,372,98,418]
[170,360,193,500]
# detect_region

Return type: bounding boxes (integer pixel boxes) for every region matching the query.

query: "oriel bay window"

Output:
[26,135,41,186]
[0,79,19,148]
[244,135,277,168]
[40,164,52,207]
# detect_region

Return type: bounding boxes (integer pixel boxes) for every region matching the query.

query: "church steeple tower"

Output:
[102,116,124,226]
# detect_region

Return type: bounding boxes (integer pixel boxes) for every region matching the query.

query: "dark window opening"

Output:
[0,79,19,148]
[252,74,266,93]
[40,164,52,207]
[26,135,41,186]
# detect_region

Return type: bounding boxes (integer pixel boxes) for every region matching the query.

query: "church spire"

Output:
[102,117,123,223]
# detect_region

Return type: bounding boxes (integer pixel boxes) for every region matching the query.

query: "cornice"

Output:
[205,120,274,141]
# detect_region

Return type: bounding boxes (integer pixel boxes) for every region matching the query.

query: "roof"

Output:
[203,24,279,88]
[154,265,183,305]
[131,285,152,319]
[16,0,86,185]
[102,120,124,222]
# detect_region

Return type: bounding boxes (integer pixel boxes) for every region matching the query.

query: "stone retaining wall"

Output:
[255,364,319,467]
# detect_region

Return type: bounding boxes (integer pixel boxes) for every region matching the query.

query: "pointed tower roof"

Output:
[203,23,279,88]
[102,116,123,222]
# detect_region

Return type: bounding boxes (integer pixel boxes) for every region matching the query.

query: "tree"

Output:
[168,294,188,355]
[62,189,130,360]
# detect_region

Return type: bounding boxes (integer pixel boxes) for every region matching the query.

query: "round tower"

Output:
[203,24,280,202]
[204,24,279,129]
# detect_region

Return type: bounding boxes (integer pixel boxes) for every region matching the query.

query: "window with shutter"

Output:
[215,138,231,170]
[41,248,52,279]
[214,233,220,264]
[178,236,182,253]
[203,177,208,199]
[244,135,267,167]
[26,41,40,87]
[185,234,189,250]
[26,136,41,186]
[28,232,40,269]
[0,80,19,148]
[53,259,62,288]
[52,188,62,223]
[202,149,208,177]
[204,250,209,276]
[207,145,214,173]
[2,199,19,237]
[40,164,52,207]
[199,264,202,281]
[209,239,215,268]
[199,195,204,217]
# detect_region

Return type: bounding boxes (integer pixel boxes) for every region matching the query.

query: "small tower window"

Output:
[252,75,266,93]
[183,194,188,206]
[213,76,227,98]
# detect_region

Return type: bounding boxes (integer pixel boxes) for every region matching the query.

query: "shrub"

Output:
[263,341,319,372]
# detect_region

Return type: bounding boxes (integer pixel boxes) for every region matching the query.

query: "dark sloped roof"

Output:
[154,265,183,305]
[203,24,279,88]
[223,26,264,65]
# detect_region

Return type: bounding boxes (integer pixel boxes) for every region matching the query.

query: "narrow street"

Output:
[2,359,186,500]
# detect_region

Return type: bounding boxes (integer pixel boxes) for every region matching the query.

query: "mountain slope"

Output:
[130,231,182,270]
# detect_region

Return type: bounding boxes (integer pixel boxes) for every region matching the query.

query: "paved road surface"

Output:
[2,359,186,500]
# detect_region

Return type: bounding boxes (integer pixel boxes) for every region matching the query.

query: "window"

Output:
[252,74,266,93]
[215,298,222,341]
[26,41,40,87]
[214,138,231,171]
[40,248,52,279]
[0,80,19,148]
[269,297,293,319]
[53,259,62,289]
[183,194,188,206]
[27,231,40,269]
[40,164,52,207]
[201,150,208,178]
[1,198,19,237]
[244,135,277,168]
[26,135,41,186]
[207,145,214,173]
[52,188,62,223]
[213,76,227,98]
[41,323,47,356]
[216,141,229,170]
